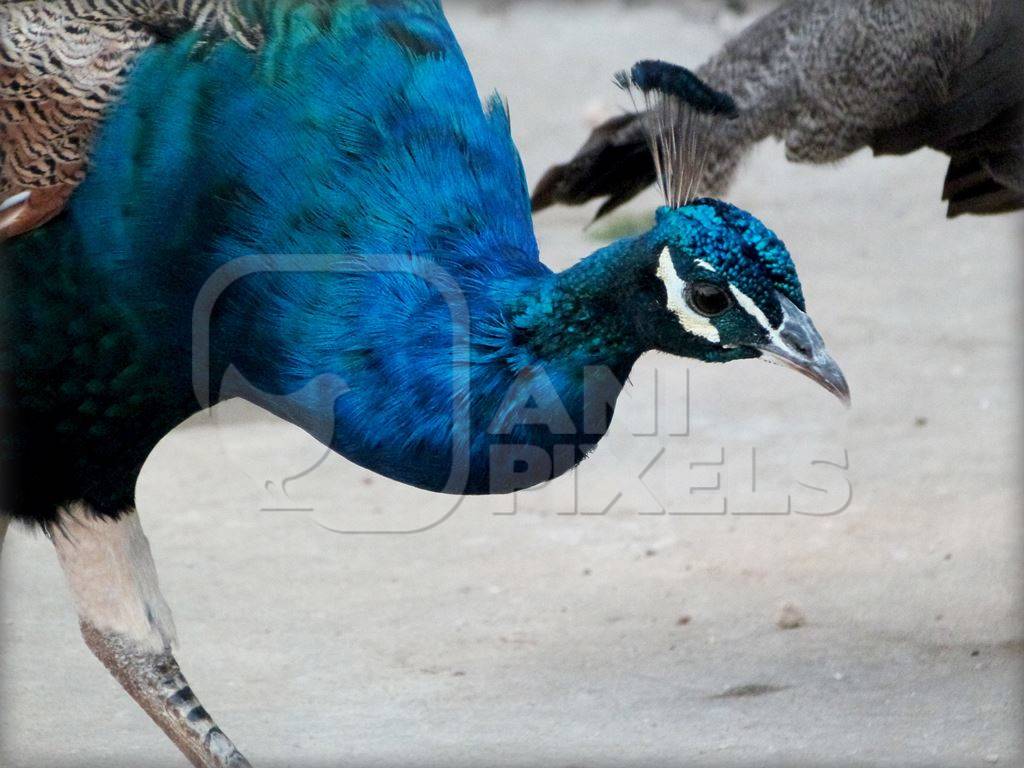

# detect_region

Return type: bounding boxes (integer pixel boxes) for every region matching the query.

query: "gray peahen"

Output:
[532,0,1024,219]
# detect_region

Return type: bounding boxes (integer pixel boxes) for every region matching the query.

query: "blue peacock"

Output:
[0,2,847,765]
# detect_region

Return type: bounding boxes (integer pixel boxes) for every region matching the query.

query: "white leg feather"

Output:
[52,505,250,768]
[53,504,177,653]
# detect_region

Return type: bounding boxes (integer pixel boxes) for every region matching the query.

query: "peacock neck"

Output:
[505,234,660,378]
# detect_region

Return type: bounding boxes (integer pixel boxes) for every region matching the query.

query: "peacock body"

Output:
[1,0,838,523]
[0,2,845,764]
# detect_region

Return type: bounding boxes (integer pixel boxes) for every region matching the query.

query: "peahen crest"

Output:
[615,60,738,210]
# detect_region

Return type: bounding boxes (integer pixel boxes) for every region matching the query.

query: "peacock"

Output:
[0,2,848,766]
[532,0,1024,220]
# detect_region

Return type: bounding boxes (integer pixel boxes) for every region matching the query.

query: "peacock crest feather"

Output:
[615,60,738,210]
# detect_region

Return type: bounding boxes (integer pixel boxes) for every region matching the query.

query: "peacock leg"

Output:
[51,505,251,768]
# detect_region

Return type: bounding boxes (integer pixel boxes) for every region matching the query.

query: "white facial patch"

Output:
[729,284,783,345]
[657,247,720,343]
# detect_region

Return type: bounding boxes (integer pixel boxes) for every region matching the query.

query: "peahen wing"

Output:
[870,0,1024,216]
[0,0,261,239]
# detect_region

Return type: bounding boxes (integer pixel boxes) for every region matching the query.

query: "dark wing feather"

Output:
[531,113,654,216]
[0,0,260,240]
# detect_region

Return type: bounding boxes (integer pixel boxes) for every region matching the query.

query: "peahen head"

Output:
[637,199,849,403]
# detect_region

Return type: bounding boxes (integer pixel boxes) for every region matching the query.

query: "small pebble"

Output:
[677,615,692,626]
[777,603,806,630]
[984,755,999,764]
[915,417,928,427]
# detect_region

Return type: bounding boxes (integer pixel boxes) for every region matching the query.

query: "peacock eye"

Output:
[686,281,733,318]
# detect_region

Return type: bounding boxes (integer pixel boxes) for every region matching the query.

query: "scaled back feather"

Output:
[0,0,262,239]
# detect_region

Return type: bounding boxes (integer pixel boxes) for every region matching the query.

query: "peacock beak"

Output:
[755,294,851,407]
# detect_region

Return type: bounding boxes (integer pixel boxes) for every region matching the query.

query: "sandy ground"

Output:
[2,2,1023,766]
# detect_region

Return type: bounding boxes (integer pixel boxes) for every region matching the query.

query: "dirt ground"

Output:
[2,2,1022,766]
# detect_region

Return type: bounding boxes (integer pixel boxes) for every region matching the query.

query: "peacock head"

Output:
[635,198,849,404]
[588,60,849,404]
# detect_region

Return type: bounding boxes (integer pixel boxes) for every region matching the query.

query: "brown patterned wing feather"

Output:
[0,0,260,241]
